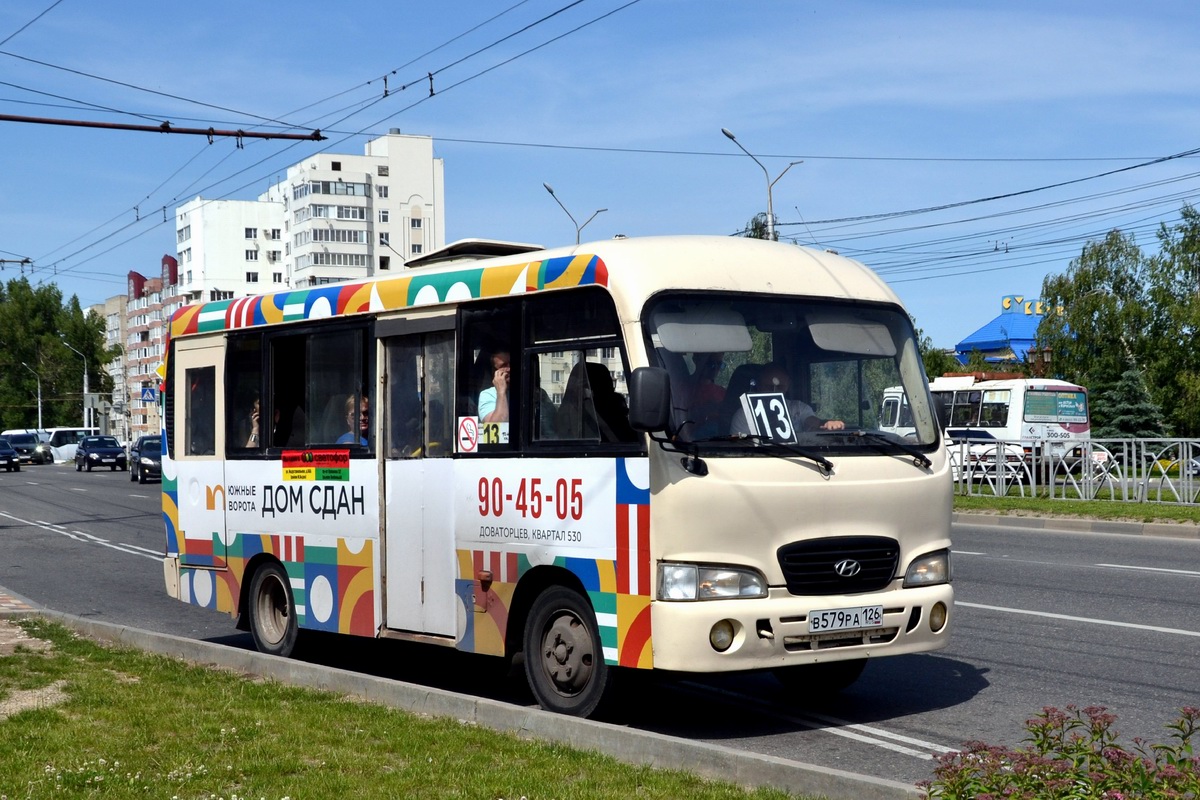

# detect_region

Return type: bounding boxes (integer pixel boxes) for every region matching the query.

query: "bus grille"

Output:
[777,536,900,595]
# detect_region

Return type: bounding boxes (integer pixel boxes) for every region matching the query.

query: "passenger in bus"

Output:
[337,395,369,446]
[245,397,264,447]
[477,350,511,423]
[729,363,845,436]
[557,361,637,442]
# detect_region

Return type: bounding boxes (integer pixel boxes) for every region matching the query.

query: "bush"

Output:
[919,705,1200,799]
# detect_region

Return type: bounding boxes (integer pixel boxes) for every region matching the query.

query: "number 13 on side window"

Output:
[741,392,797,443]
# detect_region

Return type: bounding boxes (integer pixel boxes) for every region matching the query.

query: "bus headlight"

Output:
[657,563,767,601]
[903,549,951,587]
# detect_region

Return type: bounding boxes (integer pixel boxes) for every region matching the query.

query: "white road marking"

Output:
[681,682,955,760]
[956,552,1200,577]
[957,602,1200,637]
[1096,563,1200,577]
[0,511,158,562]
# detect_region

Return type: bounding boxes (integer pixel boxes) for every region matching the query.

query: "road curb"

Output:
[953,512,1200,539]
[9,605,920,800]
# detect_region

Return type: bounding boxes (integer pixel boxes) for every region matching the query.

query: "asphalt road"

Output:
[2,462,1199,790]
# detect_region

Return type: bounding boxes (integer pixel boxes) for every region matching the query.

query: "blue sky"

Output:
[2,0,1198,347]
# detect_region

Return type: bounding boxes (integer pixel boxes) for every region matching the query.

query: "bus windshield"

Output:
[644,294,939,451]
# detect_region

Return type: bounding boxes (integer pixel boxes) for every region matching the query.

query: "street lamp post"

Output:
[61,339,89,429]
[720,128,802,241]
[20,362,42,430]
[542,183,606,245]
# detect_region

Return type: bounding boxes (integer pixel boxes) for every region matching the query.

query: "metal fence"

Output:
[949,437,1200,505]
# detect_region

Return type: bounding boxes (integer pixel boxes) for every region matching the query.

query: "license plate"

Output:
[100,458,114,463]
[808,605,883,633]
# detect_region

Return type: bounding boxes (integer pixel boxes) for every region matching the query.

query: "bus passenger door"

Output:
[381,329,457,637]
[170,340,228,571]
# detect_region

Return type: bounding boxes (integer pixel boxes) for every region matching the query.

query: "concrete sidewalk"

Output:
[0,588,919,800]
[954,511,1200,539]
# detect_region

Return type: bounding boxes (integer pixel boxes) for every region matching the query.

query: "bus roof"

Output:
[929,375,1086,392]
[169,235,904,338]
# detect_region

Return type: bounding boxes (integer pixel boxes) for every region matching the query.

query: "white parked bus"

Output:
[930,373,1089,450]
[882,374,1090,472]
[35,426,98,464]
[162,235,953,717]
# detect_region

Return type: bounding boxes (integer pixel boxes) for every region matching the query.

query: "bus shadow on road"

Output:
[265,631,988,737]
[598,653,990,738]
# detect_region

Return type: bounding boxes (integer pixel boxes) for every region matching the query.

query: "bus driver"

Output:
[730,363,845,436]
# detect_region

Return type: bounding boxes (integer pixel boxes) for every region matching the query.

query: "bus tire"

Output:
[773,658,867,693]
[523,586,609,717]
[248,561,298,658]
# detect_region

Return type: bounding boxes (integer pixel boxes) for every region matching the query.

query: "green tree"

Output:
[1143,204,1200,436]
[1037,228,1150,404]
[961,348,994,374]
[743,212,774,241]
[1090,368,1167,438]
[0,277,112,430]
[1039,207,1200,437]
[914,326,959,380]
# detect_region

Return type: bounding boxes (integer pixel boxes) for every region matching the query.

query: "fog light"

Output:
[929,602,947,633]
[709,619,735,652]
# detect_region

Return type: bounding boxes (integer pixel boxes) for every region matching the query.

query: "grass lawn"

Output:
[0,618,801,800]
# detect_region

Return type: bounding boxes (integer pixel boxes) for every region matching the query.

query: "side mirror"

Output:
[627,367,672,432]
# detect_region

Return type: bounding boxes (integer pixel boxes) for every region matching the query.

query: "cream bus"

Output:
[162,235,953,717]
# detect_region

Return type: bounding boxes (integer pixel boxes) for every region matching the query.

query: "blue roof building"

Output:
[954,295,1060,364]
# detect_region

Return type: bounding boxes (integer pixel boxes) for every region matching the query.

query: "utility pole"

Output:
[20,362,42,429]
[62,339,89,428]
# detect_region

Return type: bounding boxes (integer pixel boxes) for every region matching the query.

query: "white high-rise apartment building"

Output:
[174,199,285,302]
[264,130,445,286]
[174,130,444,299]
[114,131,446,439]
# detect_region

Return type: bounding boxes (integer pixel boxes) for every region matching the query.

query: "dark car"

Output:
[74,435,128,472]
[0,438,20,472]
[5,432,39,463]
[31,440,53,464]
[129,434,162,484]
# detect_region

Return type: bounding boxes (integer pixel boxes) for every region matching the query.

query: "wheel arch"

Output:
[235,552,285,631]
[505,564,590,660]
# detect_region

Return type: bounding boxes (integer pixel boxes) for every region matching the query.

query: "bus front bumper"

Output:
[648,583,954,672]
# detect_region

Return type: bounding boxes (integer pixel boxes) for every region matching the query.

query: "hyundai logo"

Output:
[834,559,862,578]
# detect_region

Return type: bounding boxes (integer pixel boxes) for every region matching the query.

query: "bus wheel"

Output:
[523,586,609,717]
[248,562,298,658]
[773,658,867,693]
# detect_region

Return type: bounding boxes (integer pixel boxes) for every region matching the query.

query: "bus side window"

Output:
[385,331,454,459]
[459,305,519,452]
[225,333,263,454]
[423,333,454,456]
[268,326,371,450]
[186,366,216,456]
[386,339,423,457]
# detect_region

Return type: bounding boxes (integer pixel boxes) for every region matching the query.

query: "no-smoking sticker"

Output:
[457,416,479,453]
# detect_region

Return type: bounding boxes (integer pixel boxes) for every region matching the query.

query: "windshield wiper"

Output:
[692,433,835,475]
[819,429,932,469]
